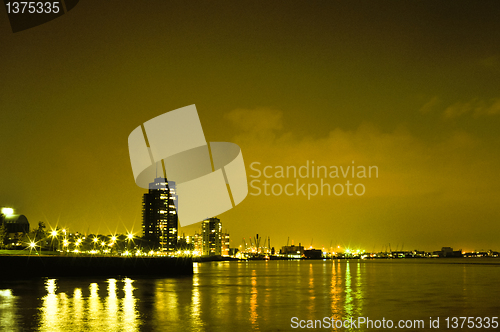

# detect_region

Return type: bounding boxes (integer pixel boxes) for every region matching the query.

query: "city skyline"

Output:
[3,204,498,255]
[1,1,500,252]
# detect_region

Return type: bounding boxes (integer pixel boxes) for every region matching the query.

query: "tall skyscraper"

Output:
[142,177,178,252]
[201,217,222,256]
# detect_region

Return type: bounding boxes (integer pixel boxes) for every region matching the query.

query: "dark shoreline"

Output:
[0,255,193,279]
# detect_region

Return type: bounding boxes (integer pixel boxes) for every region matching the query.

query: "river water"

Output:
[0,259,499,331]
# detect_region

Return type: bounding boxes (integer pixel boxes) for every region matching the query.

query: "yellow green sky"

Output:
[1,1,499,251]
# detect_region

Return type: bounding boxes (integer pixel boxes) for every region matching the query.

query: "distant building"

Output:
[433,247,462,258]
[176,233,195,251]
[221,232,230,256]
[281,244,304,257]
[0,212,30,247]
[201,217,222,256]
[142,177,178,252]
[463,250,499,258]
[193,231,203,255]
[304,249,322,259]
[3,214,30,234]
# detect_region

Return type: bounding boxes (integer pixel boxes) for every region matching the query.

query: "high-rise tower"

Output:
[142,177,178,252]
[201,217,222,256]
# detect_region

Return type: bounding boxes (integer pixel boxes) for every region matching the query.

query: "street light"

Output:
[126,233,135,251]
[1,208,14,216]
[28,241,37,254]
[49,230,58,251]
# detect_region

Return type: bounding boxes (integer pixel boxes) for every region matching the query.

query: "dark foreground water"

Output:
[1,259,499,331]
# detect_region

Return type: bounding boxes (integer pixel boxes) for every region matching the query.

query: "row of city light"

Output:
[49,229,134,241]
[27,229,137,253]
[1,208,138,251]
[27,228,203,257]
[238,243,365,256]
[28,241,198,257]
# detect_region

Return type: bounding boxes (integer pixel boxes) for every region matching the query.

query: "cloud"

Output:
[225,108,495,201]
[419,96,500,119]
[419,96,440,114]
[218,107,500,251]
[224,107,283,132]
[479,55,500,71]
[443,98,500,119]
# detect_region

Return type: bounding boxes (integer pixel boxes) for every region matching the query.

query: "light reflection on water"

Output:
[0,259,499,331]
[0,289,17,331]
[191,263,201,329]
[38,278,138,332]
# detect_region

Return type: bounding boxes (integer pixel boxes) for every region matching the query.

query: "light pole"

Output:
[1,208,15,248]
[93,237,98,251]
[29,241,37,255]
[50,230,58,252]
[127,233,134,252]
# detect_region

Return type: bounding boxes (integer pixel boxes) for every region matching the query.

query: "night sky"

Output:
[1,1,499,251]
